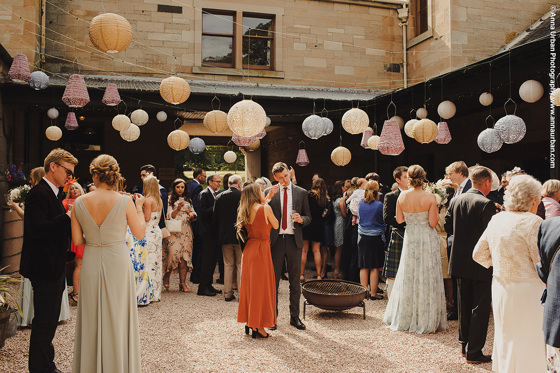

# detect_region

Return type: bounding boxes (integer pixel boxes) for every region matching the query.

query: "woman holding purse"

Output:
[162,178,197,292]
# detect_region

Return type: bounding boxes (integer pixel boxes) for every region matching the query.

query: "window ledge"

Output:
[192,66,285,79]
[408,29,433,49]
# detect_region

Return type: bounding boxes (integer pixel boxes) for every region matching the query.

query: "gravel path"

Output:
[1,273,493,372]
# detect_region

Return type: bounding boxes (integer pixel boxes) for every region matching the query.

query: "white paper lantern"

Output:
[47,108,59,120]
[45,126,62,141]
[416,107,428,119]
[331,146,351,166]
[227,99,267,137]
[404,119,418,138]
[390,115,404,130]
[367,135,380,150]
[244,139,261,152]
[188,137,205,154]
[551,88,560,106]
[479,92,493,106]
[322,117,334,136]
[266,117,272,127]
[160,76,190,105]
[203,110,228,133]
[167,129,190,150]
[494,115,526,144]
[29,71,49,90]
[120,123,140,142]
[342,108,369,134]
[156,111,167,122]
[112,114,131,131]
[224,150,237,163]
[519,80,543,103]
[477,128,503,153]
[302,114,326,139]
[130,109,149,126]
[413,118,438,144]
[437,100,456,119]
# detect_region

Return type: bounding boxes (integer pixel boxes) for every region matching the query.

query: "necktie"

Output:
[282,187,288,230]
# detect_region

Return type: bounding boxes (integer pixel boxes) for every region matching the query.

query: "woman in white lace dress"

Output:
[383,165,448,334]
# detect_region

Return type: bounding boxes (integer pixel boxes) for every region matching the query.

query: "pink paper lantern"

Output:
[8,54,31,82]
[434,121,452,144]
[361,127,373,148]
[62,74,90,108]
[232,133,256,147]
[377,119,405,156]
[65,112,79,130]
[296,142,310,166]
[102,83,121,106]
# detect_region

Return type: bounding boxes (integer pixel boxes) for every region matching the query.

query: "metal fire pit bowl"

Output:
[301,279,368,320]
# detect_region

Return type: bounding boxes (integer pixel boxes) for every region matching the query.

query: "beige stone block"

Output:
[452,6,467,21]
[293,42,306,51]
[451,31,468,44]
[147,33,179,41]
[304,57,327,68]
[323,41,342,51]
[136,21,164,33]
[365,48,386,57]
[293,24,310,29]
[327,28,344,34]
[335,65,354,75]
[333,3,350,12]
[344,25,365,36]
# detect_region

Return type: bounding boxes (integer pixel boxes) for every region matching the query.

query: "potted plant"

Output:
[0,267,22,348]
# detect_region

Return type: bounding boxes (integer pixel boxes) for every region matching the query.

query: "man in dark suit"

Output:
[488,173,507,207]
[197,173,223,296]
[187,168,206,283]
[213,174,242,301]
[266,162,311,330]
[20,148,78,373]
[140,164,168,229]
[445,166,496,364]
[382,166,408,298]
[445,160,472,321]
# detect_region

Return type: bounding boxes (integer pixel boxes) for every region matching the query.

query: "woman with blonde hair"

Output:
[63,181,85,304]
[237,183,278,339]
[71,154,145,372]
[473,174,546,372]
[542,179,560,219]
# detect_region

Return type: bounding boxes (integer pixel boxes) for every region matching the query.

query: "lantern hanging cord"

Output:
[211,95,221,111]
[488,62,492,117]
[508,52,512,98]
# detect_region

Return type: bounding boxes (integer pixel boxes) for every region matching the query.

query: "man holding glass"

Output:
[266,162,311,330]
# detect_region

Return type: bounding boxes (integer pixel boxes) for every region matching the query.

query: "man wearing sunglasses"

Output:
[20,148,78,373]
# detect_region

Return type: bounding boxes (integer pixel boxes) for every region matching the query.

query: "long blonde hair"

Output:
[30,167,45,186]
[143,176,162,212]
[236,183,262,229]
[65,182,84,199]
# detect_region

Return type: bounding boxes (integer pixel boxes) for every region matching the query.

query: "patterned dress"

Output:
[333,197,344,247]
[162,199,195,272]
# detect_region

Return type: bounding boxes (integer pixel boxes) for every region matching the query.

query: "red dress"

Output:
[237,205,277,328]
[63,198,86,258]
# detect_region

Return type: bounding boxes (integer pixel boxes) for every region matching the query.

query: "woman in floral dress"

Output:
[162,179,197,292]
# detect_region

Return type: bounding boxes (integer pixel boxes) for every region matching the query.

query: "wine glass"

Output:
[4,194,13,212]
[290,210,298,229]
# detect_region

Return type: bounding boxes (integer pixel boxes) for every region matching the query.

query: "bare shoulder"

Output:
[263,203,273,213]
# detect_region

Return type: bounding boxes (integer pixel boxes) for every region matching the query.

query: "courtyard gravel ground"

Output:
[1,273,493,372]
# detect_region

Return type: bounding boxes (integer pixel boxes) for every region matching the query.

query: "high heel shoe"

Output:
[179,283,190,293]
[251,328,269,339]
[163,273,170,291]
[245,325,250,335]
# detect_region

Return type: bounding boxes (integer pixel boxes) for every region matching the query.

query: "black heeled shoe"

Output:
[252,328,269,339]
[245,326,250,335]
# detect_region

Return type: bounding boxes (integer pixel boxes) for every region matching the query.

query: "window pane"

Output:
[242,37,271,66]
[202,35,233,64]
[203,12,233,34]
[243,16,272,37]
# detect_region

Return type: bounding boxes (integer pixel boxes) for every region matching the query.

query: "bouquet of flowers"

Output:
[4,163,26,188]
[9,184,31,203]
[426,180,450,207]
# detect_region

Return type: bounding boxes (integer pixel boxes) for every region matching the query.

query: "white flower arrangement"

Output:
[426,181,449,207]
[9,184,31,203]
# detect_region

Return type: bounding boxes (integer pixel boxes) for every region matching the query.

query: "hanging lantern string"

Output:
[373,102,377,135]
[423,80,427,107]
[386,100,396,120]
[116,100,127,115]
[211,95,221,111]
[504,98,517,115]
[320,107,328,118]
[488,62,493,117]
[312,100,316,115]
[485,115,495,129]
[299,140,305,149]
[173,117,182,130]
[508,51,512,98]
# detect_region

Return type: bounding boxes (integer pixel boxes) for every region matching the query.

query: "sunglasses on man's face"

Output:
[56,163,74,177]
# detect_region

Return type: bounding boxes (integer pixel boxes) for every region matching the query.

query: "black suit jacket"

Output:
[198,187,216,237]
[213,187,241,246]
[158,185,168,229]
[445,189,496,281]
[20,179,71,281]
[537,216,560,347]
[383,189,406,230]
[188,180,203,211]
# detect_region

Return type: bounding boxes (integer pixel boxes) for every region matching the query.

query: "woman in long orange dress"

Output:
[237,183,279,339]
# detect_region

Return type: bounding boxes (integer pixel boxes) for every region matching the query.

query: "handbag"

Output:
[236,226,248,252]
[165,218,182,233]
[161,227,171,239]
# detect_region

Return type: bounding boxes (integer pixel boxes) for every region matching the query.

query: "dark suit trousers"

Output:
[199,235,220,289]
[457,277,492,359]
[29,272,65,373]
[271,235,301,318]
[190,230,202,282]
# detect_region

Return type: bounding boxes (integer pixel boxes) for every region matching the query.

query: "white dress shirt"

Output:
[456,178,469,195]
[279,182,295,235]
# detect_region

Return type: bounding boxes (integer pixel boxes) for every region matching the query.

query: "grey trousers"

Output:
[271,234,301,318]
[222,244,242,298]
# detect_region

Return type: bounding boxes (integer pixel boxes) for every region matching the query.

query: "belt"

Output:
[87,241,125,247]
[278,233,295,239]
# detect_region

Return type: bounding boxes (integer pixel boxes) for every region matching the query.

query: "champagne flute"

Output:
[290,210,298,229]
[4,194,13,212]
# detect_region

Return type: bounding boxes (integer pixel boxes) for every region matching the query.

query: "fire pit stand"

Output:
[301,279,368,320]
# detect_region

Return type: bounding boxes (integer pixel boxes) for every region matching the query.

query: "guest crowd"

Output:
[10,147,560,373]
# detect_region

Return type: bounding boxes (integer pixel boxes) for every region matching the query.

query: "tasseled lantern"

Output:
[302,115,326,139]
[8,54,31,82]
[342,108,369,134]
[477,128,503,153]
[232,133,256,147]
[29,71,49,90]
[494,115,526,144]
[227,99,267,138]
[361,127,373,148]
[121,124,141,142]
[203,110,228,133]
[296,142,310,166]
[65,112,79,130]
[224,151,237,163]
[62,74,90,108]
[167,129,190,150]
[331,146,352,166]
[188,137,206,154]
[434,122,452,144]
[102,83,121,106]
[378,119,405,156]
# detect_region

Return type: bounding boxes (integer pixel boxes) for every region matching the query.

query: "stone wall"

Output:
[0,0,41,66]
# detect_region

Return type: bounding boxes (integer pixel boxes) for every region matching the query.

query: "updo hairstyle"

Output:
[408,164,426,188]
[89,154,121,187]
